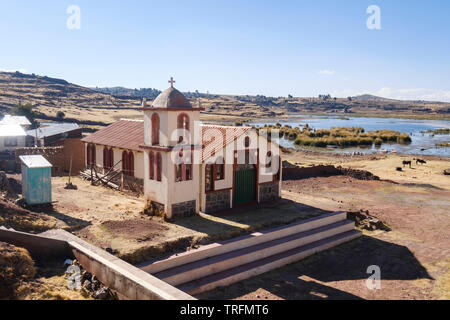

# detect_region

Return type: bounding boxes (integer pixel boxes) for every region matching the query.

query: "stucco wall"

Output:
[0,136,26,152]
[90,144,144,180]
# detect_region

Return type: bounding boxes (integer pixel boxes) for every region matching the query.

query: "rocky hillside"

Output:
[0,71,449,128]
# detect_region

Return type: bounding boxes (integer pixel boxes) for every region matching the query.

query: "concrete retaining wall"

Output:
[0,228,194,300]
[0,228,71,259]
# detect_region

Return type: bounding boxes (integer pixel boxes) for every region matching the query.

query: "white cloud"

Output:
[319,70,335,75]
[331,87,450,102]
[0,68,27,73]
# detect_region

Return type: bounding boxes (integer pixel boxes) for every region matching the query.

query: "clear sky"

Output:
[1,0,449,101]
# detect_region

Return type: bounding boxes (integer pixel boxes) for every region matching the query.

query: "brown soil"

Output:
[101,219,169,242]
[199,152,450,300]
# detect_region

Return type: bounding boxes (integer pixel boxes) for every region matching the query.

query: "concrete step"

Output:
[142,211,348,274]
[0,226,15,231]
[155,220,355,286]
[178,230,362,295]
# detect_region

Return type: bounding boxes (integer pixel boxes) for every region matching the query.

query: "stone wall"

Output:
[205,189,231,213]
[15,146,65,175]
[172,200,196,218]
[259,182,280,203]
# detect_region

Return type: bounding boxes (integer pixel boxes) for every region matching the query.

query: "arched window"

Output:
[149,151,154,180]
[151,113,160,145]
[216,157,224,180]
[87,144,91,167]
[266,151,272,169]
[174,151,193,183]
[177,113,189,131]
[122,151,128,175]
[177,113,190,143]
[156,153,162,182]
[205,164,213,192]
[109,148,114,169]
[244,136,250,148]
[128,152,135,177]
[103,147,109,170]
[87,144,96,167]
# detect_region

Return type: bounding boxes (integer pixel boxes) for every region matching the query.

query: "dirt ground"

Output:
[44,177,329,264]
[199,152,450,300]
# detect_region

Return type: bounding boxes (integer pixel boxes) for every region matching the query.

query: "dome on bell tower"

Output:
[151,77,192,109]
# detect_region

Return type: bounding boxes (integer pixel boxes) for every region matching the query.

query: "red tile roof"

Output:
[81,120,144,152]
[201,125,251,162]
[81,121,253,160]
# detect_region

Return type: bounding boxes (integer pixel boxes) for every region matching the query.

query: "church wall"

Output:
[134,151,145,180]
[88,145,144,180]
[143,111,170,147]
[258,140,281,184]
[166,152,200,218]
[167,111,200,145]
[143,151,168,210]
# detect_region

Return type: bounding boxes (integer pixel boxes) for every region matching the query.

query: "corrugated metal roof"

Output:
[0,124,27,137]
[27,123,80,139]
[81,120,144,151]
[19,155,52,168]
[0,115,31,126]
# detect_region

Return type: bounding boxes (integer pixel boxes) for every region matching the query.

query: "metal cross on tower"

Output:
[168,77,176,88]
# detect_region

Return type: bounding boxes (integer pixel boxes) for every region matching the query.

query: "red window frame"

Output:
[149,151,154,180]
[151,113,160,145]
[156,152,162,182]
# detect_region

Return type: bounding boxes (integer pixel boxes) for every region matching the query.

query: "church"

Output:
[82,79,282,219]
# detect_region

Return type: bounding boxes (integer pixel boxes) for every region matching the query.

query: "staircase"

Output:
[142,211,361,295]
[0,226,16,231]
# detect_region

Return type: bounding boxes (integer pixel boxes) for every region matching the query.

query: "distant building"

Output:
[0,124,27,152]
[27,123,82,146]
[0,115,32,130]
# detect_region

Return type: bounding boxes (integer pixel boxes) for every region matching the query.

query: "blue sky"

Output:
[1,0,449,101]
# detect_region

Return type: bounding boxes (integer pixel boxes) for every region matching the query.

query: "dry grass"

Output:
[0,242,36,299]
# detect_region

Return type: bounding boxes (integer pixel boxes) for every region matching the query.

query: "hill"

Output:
[0,72,449,130]
[352,94,396,102]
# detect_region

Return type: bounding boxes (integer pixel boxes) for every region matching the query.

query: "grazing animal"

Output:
[402,160,412,168]
[396,167,403,172]
[416,159,427,165]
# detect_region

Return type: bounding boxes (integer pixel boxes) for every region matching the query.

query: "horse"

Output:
[402,160,412,168]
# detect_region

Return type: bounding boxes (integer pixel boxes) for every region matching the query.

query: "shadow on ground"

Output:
[173,198,332,242]
[198,235,432,300]
[31,204,92,231]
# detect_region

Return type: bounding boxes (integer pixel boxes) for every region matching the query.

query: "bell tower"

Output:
[140,78,204,219]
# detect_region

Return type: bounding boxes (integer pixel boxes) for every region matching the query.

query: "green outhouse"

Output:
[19,155,52,205]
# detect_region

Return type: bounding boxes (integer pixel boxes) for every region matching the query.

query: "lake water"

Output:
[250,115,450,157]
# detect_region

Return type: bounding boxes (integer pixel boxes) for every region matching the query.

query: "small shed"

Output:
[19,155,52,205]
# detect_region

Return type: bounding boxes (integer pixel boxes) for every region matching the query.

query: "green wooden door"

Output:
[234,167,256,206]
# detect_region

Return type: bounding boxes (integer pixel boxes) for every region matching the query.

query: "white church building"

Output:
[83,79,281,219]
